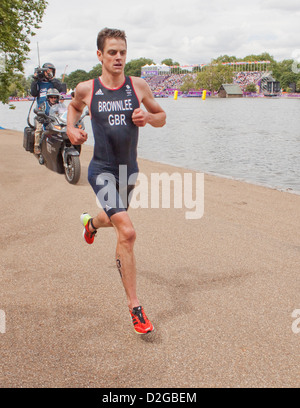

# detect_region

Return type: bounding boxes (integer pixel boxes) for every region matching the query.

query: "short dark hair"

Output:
[97,28,127,52]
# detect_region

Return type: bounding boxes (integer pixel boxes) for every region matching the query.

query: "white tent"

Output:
[141,63,171,77]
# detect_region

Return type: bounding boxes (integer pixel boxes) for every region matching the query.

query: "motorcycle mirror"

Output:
[48,115,57,122]
[36,111,48,119]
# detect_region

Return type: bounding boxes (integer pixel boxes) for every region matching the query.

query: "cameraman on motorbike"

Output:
[30,63,63,154]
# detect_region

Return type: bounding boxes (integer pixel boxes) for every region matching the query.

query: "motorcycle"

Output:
[23,102,89,185]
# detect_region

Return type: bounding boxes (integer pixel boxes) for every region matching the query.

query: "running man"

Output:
[67,28,166,334]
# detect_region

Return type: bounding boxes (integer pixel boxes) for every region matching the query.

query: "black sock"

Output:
[90,218,97,231]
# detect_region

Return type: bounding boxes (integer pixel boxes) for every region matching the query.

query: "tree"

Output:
[0,0,48,103]
[62,65,102,89]
[180,74,197,93]
[125,58,154,77]
[64,69,89,89]
[212,55,237,63]
[8,73,31,97]
[270,59,300,90]
[280,71,297,91]
[161,58,180,67]
[246,84,257,93]
[196,63,233,92]
[243,52,275,63]
[87,63,102,80]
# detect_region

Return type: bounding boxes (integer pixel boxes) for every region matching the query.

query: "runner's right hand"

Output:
[67,127,88,145]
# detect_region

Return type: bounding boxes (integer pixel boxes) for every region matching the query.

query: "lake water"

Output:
[1,97,299,194]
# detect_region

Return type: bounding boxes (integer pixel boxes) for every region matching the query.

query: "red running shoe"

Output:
[80,213,97,245]
[130,306,154,334]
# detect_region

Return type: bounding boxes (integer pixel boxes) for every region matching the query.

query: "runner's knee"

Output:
[119,226,136,246]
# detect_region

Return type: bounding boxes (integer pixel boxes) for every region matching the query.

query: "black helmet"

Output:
[47,88,60,105]
[42,62,56,78]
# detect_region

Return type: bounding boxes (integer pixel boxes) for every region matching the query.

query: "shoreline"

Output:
[6,92,300,103]
[1,128,300,388]
[1,127,299,196]
[137,155,300,197]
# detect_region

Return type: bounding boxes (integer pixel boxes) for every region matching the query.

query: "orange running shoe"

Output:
[80,213,97,245]
[130,306,154,334]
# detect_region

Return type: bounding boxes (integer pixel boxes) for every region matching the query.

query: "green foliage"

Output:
[180,74,197,92]
[64,64,103,90]
[242,52,275,63]
[212,55,238,63]
[196,63,233,92]
[279,71,297,91]
[213,52,275,63]
[124,58,154,77]
[270,59,299,91]
[0,0,48,103]
[161,58,180,66]
[87,63,102,79]
[246,84,257,93]
[64,69,89,89]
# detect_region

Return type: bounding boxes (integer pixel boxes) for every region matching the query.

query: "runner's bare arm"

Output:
[131,78,166,128]
[67,80,92,145]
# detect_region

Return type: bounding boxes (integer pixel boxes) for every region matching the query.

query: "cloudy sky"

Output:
[24,0,300,78]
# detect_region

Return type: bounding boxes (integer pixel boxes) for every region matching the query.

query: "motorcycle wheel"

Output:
[64,155,81,184]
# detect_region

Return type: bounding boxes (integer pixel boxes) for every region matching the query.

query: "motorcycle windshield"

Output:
[49,104,67,124]
[60,110,68,122]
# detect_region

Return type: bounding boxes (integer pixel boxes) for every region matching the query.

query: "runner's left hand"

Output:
[132,108,149,127]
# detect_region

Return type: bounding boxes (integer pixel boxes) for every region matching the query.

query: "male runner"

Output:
[67,28,166,334]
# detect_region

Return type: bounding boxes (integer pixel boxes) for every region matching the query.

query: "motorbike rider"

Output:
[35,88,67,128]
[31,63,63,154]
[35,88,82,184]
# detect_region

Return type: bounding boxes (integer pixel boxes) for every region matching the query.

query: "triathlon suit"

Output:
[88,76,140,218]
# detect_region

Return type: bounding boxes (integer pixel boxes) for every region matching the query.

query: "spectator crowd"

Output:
[144,71,265,95]
[233,71,264,91]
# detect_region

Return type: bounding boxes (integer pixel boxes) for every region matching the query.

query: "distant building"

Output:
[259,73,281,95]
[288,82,296,93]
[141,64,171,77]
[218,84,243,98]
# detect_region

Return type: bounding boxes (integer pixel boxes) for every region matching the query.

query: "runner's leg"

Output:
[110,211,139,310]
[88,210,113,231]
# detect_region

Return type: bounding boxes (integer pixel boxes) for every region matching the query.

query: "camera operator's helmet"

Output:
[42,62,56,78]
[47,88,60,105]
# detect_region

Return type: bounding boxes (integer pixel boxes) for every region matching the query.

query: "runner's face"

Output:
[97,38,127,75]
